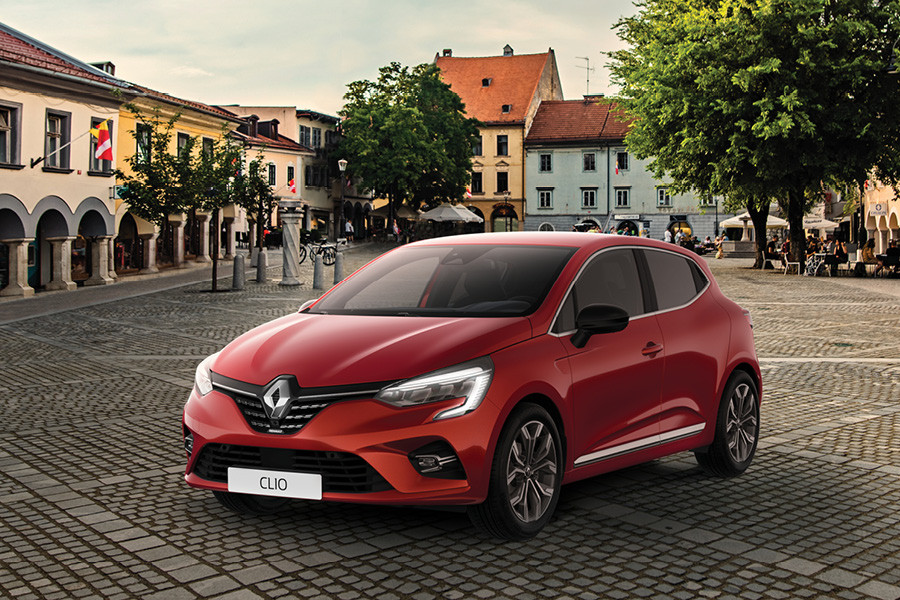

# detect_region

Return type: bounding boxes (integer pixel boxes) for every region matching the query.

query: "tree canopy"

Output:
[609,0,900,265]
[338,62,481,223]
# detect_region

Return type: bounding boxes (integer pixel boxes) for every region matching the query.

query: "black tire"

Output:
[468,404,563,540]
[694,371,760,477]
[213,491,289,515]
[297,245,307,265]
[322,248,336,266]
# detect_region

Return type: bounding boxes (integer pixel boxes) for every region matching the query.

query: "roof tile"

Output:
[526,98,632,143]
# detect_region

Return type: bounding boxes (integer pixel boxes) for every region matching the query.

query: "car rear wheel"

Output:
[695,370,759,477]
[213,491,290,515]
[468,404,562,540]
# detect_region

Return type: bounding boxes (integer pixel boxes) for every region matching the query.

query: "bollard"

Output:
[313,254,324,290]
[333,251,344,284]
[232,254,245,290]
[249,246,258,268]
[256,249,267,283]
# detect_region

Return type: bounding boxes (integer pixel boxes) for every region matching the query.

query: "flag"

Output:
[615,164,619,175]
[90,120,113,161]
[465,186,472,198]
[288,178,296,193]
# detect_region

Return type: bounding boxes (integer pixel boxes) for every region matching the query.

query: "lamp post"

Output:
[337,158,348,242]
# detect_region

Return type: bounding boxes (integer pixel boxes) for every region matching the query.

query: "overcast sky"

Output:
[1,0,638,117]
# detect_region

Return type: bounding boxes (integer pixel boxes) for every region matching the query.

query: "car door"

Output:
[554,248,665,468]
[640,248,728,442]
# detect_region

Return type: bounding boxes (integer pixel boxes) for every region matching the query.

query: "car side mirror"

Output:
[570,304,630,348]
[298,299,316,312]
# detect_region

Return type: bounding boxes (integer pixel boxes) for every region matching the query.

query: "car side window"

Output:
[643,249,706,311]
[553,249,644,333]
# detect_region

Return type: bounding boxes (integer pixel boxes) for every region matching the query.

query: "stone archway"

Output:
[0,207,31,296]
[490,203,517,232]
[75,209,113,286]
[33,209,69,289]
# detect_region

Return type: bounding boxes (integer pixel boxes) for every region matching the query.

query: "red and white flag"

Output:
[90,120,113,161]
[465,186,472,198]
[288,178,296,194]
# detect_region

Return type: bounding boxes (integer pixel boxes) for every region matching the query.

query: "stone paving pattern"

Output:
[0,248,899,600]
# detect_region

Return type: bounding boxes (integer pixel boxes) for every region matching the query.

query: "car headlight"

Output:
[375,357,493,420]
[194,351,221,396]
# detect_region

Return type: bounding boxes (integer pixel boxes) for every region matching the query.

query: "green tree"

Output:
[610,0,900,269]
[191,134,243,291]
[231,153,275,257]
[115,106,194,261]
[339,62,481,231]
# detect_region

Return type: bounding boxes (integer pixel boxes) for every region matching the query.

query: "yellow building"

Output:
[114,84,244,273]
[435,45,563,231]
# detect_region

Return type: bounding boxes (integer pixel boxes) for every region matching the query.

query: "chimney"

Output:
[271,118,279,139]
[443,49,452,57]
[247,114,259,138]
[503,44,513,56]
[89,61,116,75]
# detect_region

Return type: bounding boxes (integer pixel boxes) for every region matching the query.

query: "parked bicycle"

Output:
[298,240,336,266]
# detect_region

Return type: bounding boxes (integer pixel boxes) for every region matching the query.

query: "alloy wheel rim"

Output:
[506,420,558,523]
[726,383,758,463]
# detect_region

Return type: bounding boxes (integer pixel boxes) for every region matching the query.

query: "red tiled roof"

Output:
[526,98,633,144]
[0,26,121,88]
[232,130,311,153]
[435,52,552,124]
[130,84,242,122]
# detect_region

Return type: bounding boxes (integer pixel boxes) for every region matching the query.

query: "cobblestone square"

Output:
[1,247,899,600]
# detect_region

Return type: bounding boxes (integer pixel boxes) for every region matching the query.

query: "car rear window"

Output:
[309,244,577,317]
[643,248,707,311]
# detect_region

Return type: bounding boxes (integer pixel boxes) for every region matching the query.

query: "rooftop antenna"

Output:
[576,56,595,95]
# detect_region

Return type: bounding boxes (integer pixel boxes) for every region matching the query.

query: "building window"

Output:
[471,171,483,193]
[582,188,597,209]
[177,132,190,157]
[539,222,555,232]
[0,102,22,165]
[45,111,71,169]
[657,187,672,207]
[539,153,552,172]
[473,136,482,156]
[497,171,509,193]
[616,151,629,172]
[501,104,511,114]
[287,164,295,185]
[538,189,552,209]
[700,194,716,206]
[89,117,114,173]
[202,137,214,156]
[482,78,492,87]
[299,125,311,147]
[615,188,630,208]
[312,127,322,148]
[268,163,276,186]
[583,152,596,172]
[497,134,509,156]
[136,123,151,163]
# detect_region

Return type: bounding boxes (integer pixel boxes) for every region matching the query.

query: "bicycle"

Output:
[298,240,336,266]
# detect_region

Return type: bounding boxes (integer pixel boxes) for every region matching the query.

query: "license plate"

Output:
[227,467,322,500]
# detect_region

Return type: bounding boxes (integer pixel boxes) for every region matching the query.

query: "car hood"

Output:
[212,312,533,388]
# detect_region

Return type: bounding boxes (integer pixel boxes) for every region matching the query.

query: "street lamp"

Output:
[337,158,348,241]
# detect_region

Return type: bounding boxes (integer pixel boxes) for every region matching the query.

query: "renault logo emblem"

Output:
[262,378,293,421]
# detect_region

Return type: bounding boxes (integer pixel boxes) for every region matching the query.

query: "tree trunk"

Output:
[747,202,770,269]
[211,207,220,292]
[787,187,807,272]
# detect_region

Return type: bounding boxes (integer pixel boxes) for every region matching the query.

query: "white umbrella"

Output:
[719,212,788,229]
[419,203,482,223]
[451,204,483,223]
[802,216,838,230]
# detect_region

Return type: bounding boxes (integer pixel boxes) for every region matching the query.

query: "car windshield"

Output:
[308,244,577,317]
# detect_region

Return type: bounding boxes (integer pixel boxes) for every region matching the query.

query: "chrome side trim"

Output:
[574,423,706,467]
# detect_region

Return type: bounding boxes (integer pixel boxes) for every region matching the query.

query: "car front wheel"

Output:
[468,403,563,540]
[695,370,760,477]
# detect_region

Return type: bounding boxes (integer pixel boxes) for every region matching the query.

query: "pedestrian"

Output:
[345,220,354,243]
[664,229,673,244]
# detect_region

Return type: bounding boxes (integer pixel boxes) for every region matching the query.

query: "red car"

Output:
[183,232,760,540]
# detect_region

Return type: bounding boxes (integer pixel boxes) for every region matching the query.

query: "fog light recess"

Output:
[183,425,194,457]
[408,441,466,480]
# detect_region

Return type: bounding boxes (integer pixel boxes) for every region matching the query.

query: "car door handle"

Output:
[641,342,663,357]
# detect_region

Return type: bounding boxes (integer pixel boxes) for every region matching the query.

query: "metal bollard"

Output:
[232,254,245,290]
[313,254,324,289]
[333,251,344,284]
[256,249,267,283]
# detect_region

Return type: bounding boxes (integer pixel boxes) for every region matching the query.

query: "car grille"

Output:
[211,373,389,435]
[192,443,392,493]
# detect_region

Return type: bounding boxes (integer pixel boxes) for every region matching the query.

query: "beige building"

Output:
[863,182,900,252]
[1,22,136,296]
[435,45,563,231]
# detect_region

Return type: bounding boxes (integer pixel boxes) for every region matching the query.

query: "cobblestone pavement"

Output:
[0,247,899,600]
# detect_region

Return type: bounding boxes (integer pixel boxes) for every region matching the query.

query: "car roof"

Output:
[409,231,676,253]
